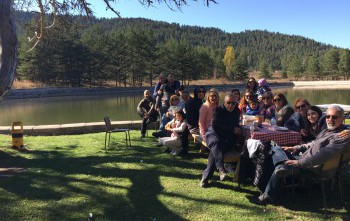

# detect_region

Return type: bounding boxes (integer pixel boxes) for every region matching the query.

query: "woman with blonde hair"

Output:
[198,88,219,142]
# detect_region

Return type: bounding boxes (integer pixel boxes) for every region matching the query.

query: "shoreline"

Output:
[4,80,350,100]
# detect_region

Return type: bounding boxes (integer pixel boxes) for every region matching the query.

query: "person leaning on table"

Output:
[257,104,350,204]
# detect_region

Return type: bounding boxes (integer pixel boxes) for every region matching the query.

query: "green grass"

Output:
[0,131,349,221]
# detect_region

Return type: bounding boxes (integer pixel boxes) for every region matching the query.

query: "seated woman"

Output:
[158,110,187,155]
[284,98,311,142]
[137,90,158,138]
[246,100,260,116]
[239,90,256,114]
[231,89,241,102]
[273,92,294,126]
[199,88,219,142]
[259,91,275,120]
[154,95,183,137]
[305,105,326,140]
[245,77,259,98]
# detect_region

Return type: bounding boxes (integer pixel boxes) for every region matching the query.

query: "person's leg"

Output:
[263,164,294,198]
[271,145,291,166]
[202,152,216,181]
[181,128,189,155]
[141,118,147,137]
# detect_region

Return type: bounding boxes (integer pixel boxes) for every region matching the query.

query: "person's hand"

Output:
[338,129,350,139]
[165,124,171,131]
[165,112,170,118]
[144,114,149,119]
[282,146,298,153]
[300,129,309,137]
[157,90,162,95]
[285,160,298,166]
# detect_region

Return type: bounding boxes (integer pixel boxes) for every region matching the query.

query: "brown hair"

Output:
[273,92,288,106]
[293,98,310,109]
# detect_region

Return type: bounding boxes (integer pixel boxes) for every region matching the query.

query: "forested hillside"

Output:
[16,11,350,87]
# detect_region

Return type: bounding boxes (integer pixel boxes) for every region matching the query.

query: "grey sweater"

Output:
[294,125,350,168]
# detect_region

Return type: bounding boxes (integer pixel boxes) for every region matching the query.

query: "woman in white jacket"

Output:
[158,110,187,155]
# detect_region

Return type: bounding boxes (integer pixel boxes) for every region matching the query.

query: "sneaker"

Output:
[257,194,273,205]
[219,169,227,181]
[172,148,183,156]
[199,179,209,188]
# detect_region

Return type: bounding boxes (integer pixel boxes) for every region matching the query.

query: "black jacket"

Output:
[185,86,205,129]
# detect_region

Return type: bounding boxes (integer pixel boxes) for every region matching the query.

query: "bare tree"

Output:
[0,0,217,97]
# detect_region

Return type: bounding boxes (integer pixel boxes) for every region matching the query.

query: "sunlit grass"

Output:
[0,131,349,220]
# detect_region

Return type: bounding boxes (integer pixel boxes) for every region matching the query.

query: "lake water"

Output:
[1,87,350,126]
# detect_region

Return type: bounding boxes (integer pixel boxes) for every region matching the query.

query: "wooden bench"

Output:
[192,134,241,182]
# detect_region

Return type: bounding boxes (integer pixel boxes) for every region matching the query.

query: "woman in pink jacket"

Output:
[198,88,219,142]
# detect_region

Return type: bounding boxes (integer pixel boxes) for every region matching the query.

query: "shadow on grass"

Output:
[1,143,243,220]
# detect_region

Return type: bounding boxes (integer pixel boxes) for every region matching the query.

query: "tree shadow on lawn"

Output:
[1,145,269,220]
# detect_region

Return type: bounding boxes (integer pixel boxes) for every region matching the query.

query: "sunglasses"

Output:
[274,98,281,102]
[296,104,306,110]
[226,101,236,105]
[262,97,271,100]
[326,115,339,120]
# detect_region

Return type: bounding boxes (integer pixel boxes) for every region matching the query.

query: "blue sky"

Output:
[91,0,350,49]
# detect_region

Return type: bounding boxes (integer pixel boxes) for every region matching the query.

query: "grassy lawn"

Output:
[0,131,349,221]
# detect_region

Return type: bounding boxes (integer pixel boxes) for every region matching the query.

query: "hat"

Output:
[258,78,267,86]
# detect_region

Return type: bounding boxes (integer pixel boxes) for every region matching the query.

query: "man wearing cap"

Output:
[257,104,350,204]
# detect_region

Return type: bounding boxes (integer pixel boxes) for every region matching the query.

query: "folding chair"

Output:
[104,117,131,149]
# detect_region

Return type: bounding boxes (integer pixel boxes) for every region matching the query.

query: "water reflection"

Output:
[0,88,349,125]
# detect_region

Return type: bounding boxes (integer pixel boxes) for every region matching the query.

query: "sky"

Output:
[91,0,350,49]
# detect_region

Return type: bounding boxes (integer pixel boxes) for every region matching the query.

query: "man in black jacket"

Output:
[257,104,350,204]
[200,93,242,187]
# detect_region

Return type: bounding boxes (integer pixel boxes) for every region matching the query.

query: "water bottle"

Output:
[270,117,276,130]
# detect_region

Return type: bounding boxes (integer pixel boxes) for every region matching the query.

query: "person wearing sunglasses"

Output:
[257,105,350,204]
[200,93,242,188]
[259,91,275,120]
[182,86,206,155]
[245,77,259,98]
[199,88,219,143]
[305,105,349,141]
[284,98,311,141]
[273,92,294,126]
[239,90,256,114]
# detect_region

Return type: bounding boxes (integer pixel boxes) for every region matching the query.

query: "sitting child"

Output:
[158,110,187,155]
[246,100,260,115]
[257,78,271,97]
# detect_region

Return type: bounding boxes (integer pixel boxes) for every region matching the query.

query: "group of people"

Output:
[137,74,350,205]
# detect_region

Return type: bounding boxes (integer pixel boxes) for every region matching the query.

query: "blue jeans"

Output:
[263,145,300,197]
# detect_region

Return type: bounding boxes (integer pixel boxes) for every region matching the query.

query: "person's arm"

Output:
[198,106,207,139]
[172,121,187,133]
[137,99,147,116]
[153,83,160,98]
[297,137,348,168]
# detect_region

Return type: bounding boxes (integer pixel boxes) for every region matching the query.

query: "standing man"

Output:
[257,104,350,204]
[200,93,242,187]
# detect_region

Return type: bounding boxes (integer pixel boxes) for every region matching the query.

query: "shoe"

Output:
[141,134,145,138]
[219,169,227,181]
[172,148,183,156]
[199,179,208,188]
[163,147,171,153]
[257,194,273,205]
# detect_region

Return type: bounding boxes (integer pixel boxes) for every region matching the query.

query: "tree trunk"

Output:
[0,0,17,97]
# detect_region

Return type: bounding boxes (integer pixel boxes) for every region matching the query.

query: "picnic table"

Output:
[243,123,302,146]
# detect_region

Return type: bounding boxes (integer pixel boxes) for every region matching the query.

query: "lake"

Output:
[1,87,350,126]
